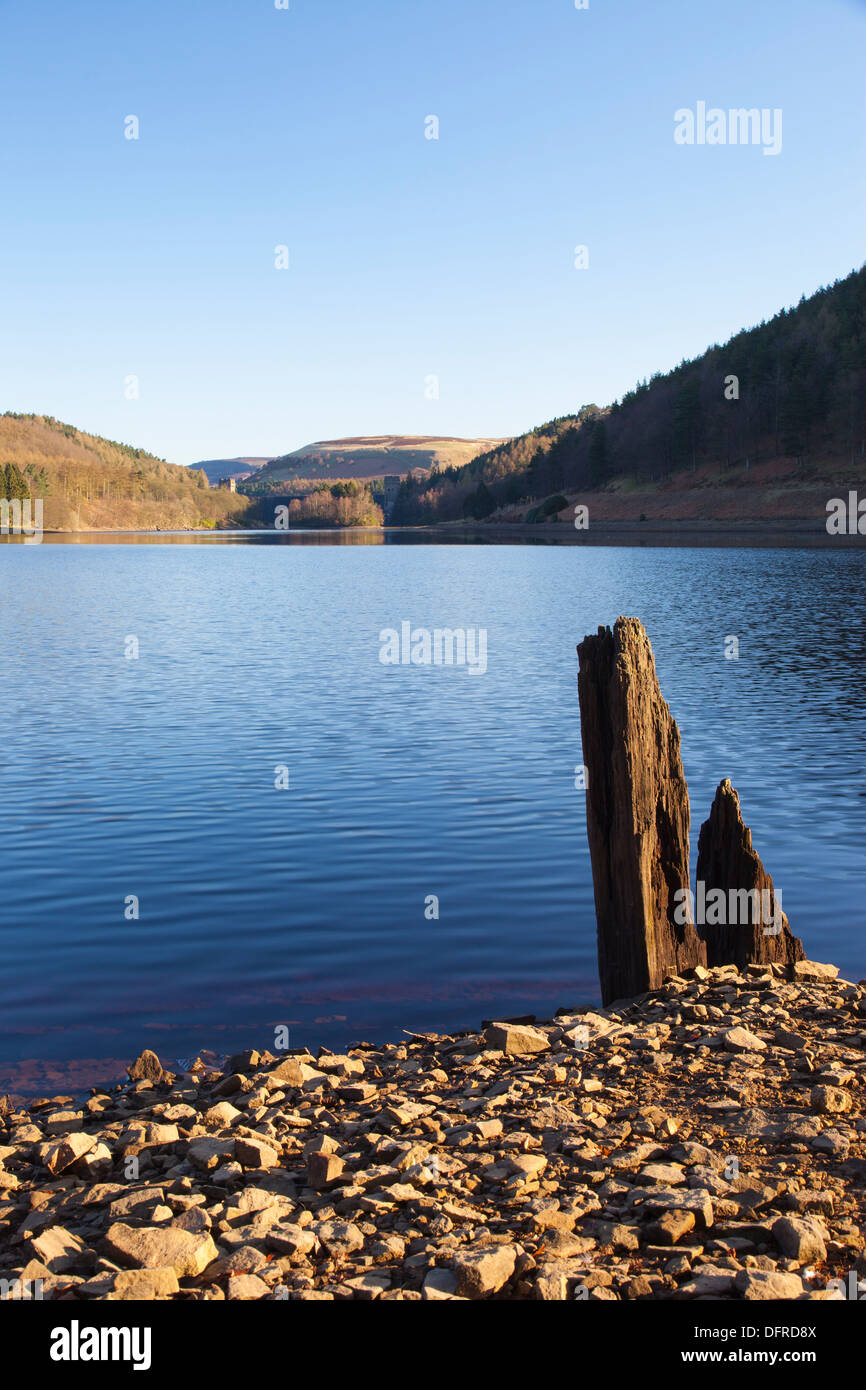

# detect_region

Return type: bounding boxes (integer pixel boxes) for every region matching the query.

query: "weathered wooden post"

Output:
[577,617,706,1004]
[696,778,805,969]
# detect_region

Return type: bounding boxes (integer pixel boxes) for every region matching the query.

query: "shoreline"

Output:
[2,956,864,1301]
[12,518,866,548]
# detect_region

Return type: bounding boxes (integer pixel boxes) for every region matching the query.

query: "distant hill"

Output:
[252,435,507,487]
[0,414,252,531]
[390,264,866,526]
[191,457,271,486]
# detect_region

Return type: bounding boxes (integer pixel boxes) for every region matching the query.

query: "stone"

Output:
[43,1132,95,1175]
[142,1122,178,1146]
[791,961,838,982]
[342,1272,391,1299]
[73,1142,112,1180]
[234,1136,279,1169]
[528,1208,576,1234]
[107,1187,167,1221]
[811,1086,851,1115]
[103,1222,218,1277]
[28,1225,85,1273]
[110,1268,180,1300]
[772,1216,828,1265]
[187,1137,235,1172]
[484,1023,550,1055]
[204,1102,242,1127]
[304,1134,341,1156]
[783,1190,834,1217]
[622,1274,656,1299]
[638,1163,686,1186]
[735,1269,806,1300]
[212,1073,245,1098]
[128,1049,164,1083]
[233,1186,278,1215]
[576,617,705,1004]
[309,1152,344,1187]
[646,1208,696,1246]
[696,779,805,968]
[536,1231,595,1259]
[505,1153,547,1178]
[676,1265,736,1297]
[630,1187,714,1229]
[722,1027,767,1053]
[422,1267,459,1300]
[313,1220,364,1257]
[227,1274,270,1300]
[452,1243,517,1298]
[229,1049,261,1072]
[171,1207,211,1234]
[213,1245,269,1275]
[269,1058,319,1088]
[265,1224,317,1257]
[810,1129,850,1157]
[535,1268,569,1301]
[42,1109,83,1135]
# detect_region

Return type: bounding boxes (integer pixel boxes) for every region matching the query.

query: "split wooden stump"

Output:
[577,617,804,1004]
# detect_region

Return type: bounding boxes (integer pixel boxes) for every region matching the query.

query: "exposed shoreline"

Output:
[2,957,864,1301]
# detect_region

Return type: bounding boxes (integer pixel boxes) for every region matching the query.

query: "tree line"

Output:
[390,264,866,525]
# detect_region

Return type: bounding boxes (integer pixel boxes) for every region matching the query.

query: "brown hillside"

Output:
[0,414,252,531]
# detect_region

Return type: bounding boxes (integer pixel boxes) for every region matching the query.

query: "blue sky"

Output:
[1,0,865,465]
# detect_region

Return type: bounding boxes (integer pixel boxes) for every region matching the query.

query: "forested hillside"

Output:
[0,414,252,530]
[392,265,866,525]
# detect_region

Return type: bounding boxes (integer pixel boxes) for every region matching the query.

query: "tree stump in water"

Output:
[696,778,805,969]
[577,617,706,1004]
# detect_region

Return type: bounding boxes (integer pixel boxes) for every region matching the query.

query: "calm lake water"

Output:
[1,535,864,1094]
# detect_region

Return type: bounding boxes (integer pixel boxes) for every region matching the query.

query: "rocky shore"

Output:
[1,957,864,1302]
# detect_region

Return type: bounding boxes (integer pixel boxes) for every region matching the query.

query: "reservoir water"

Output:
[1,534,863,1094]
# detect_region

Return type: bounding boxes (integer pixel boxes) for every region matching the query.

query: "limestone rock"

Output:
[234,1136,279,1169]
[269,1057,319,1088]
[811,1085,851,1115]
[43,1132,95,1175]
[734,1269,806,1300]
[28,1225,85,1273]
[791,960,838,982]
[313,1220,364,1258]
[309,1152,344,1187]
[227,1273,270,1300]
[110,1268,180,1300]
[484,1022,550,1055]
[645,1209,695,1245]
[188,1137,234,1172]
[452,1243,517,1298]
[103,1222,218,1277]
[423,1267,459,1300]
[722,1026,766,1053]
[772,1216,828,1265]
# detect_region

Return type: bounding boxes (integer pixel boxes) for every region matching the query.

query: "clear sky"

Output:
[2,0,865,466]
